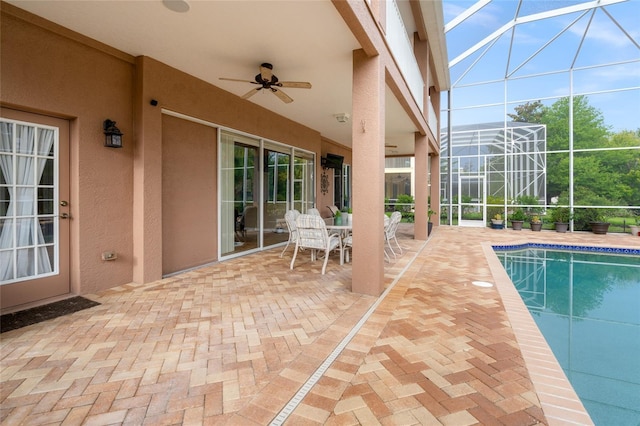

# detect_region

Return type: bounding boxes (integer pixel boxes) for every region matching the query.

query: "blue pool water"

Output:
[495,245,640,426]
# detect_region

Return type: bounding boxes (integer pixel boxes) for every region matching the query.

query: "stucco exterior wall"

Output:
[1,8,345,301]
[1,10,136,295]
[134,57,328,283]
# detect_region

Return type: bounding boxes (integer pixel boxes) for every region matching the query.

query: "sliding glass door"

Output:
[220,130,315,257]
[293,151,314,213]
[220,131,259,256]
[263,143,290,248]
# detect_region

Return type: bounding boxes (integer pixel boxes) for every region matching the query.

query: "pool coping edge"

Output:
[482,241,595,426]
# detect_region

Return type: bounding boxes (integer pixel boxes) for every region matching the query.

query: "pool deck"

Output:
[1,226,638,425]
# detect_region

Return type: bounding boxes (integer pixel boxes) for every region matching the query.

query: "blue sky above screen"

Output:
[441,0,640,132]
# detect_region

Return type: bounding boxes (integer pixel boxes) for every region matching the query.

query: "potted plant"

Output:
[550,207,571,233]
[428,208,436,235]
[346,207,352,225]
[508,208,526,231]
[579,208,611,235]
[530,215,543,232]
[334,209,342,226]
[491,213,504,229]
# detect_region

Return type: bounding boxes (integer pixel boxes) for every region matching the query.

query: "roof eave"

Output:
[419,0,451,91]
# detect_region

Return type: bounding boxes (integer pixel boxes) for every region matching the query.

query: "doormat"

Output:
[1,296,100,333]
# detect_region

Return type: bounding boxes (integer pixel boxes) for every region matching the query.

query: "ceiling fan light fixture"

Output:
[163,0,190,13]
[334,113,350,123]
[219,63,311,104]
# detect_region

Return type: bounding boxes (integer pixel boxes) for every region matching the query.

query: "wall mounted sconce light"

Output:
[103,119,123,148]
[334,113,350,123]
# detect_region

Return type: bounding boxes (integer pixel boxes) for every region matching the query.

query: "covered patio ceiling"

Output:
[6,0,449,157]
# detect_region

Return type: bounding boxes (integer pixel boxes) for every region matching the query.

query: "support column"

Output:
[414,132,429,240]
[430,154,441,226]
[414,32,431,239]
[352,49,385,296]
[132,56,163,284]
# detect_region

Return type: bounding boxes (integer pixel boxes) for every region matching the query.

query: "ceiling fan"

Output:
[219,63,311,104]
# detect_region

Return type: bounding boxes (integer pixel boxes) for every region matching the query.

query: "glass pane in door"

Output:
[220,131,259,256]
[263,144,289,248]
[0,121,57,284]
[293,151,314,214]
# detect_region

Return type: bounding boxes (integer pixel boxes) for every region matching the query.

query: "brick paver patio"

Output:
[2,225,638,425]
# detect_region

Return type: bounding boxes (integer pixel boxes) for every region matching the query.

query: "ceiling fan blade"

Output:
[219,77,258,84]
[241,87,261,99]
[275,81,312,89]
[271,88,293,104]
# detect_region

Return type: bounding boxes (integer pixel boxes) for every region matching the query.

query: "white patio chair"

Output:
[280,209,300,258]
[383,214,391,262]
[238,205,258,238]
[384,211,403,259]
[327,205,340,216]
[308,207,334,225]
[291,214,342,274]
[342,233,353,263]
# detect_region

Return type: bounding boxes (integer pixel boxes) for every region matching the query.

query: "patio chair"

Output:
[238,205,258,238]
[383,214,391,262]
[280,209,300,258]
[342,233,353,263]
[327,205,340,216]
[384,211,403,259]
[307,207,321,216]
[291,214,342,274]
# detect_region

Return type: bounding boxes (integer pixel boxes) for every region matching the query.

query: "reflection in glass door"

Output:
[293,151,314,214]
[220,130,316,257]
[220,131,259,256]
[263,143,290,248]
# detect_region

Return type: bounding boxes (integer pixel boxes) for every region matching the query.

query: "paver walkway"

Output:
[1,225,638,425]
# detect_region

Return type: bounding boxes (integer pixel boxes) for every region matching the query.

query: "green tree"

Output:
[507,100,545,123]
[540,96,611,201]
[597,131,640,206]
[508,97,639,209]
[572,154,630,205]
[543,95,610,151]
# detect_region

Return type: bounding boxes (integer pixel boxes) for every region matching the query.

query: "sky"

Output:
[441,0,640,132]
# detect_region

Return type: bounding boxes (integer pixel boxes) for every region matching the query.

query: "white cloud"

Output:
[568,16,636,49]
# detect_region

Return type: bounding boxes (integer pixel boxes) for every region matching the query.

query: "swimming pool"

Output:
[494,244,640,426]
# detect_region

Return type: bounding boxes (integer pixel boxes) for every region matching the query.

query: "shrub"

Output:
[574,208,609,231]
[396,194,414,213]
[509,208,527,221]
[550,207,572,223]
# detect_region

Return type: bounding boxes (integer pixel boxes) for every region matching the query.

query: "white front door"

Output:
[0,108,70,310]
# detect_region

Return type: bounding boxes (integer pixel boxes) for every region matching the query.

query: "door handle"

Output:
[60,213,69,219]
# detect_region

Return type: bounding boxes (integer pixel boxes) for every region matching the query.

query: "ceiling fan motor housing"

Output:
[255,73,279,86]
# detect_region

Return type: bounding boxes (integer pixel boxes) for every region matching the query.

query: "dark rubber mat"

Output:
[1,296,100,333]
